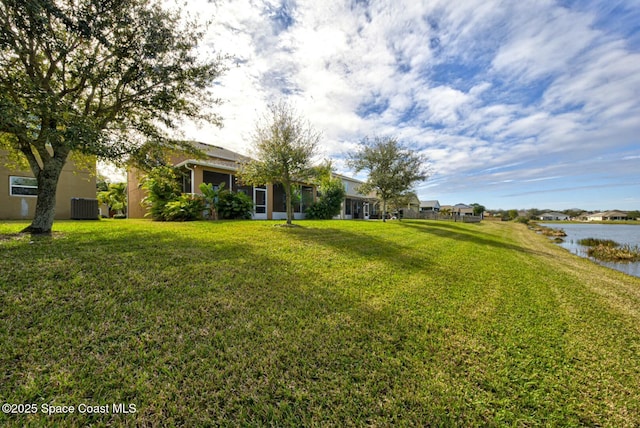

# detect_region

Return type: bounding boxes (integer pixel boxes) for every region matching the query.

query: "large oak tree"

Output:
[0,0,226,233]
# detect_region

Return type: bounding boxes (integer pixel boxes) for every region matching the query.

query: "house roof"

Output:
[586,211,628,218]
[603,210,628,217]
[420,200,440,206]
[191,142,252,163]
[541,211,568,217]
[174,158,239,172]
[333,173,365,184]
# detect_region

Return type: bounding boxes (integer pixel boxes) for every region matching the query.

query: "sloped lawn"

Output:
[1,219,639,426]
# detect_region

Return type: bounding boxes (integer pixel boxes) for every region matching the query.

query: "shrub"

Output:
[216,190,254,220]
[306,176,346,220]
[162,194,205,221]
[140,167,182,221]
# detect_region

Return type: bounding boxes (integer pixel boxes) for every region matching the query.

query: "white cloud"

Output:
[169,0,640,209]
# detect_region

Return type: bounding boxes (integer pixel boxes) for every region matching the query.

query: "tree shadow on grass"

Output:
[0,224,455,425]
[278,224,433,274]
[1,221,627,426]
[396,220,540,255]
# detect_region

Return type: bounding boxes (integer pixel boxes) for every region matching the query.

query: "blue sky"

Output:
[170,0,640,211]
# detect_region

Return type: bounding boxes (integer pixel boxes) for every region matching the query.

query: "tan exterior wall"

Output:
[126,167,147,219]
[126,144,318,220]
[0,153,96,220]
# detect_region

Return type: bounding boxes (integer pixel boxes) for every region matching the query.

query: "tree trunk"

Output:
[21,156,67,235]
[284,182,293,225]
[382,199,387,222]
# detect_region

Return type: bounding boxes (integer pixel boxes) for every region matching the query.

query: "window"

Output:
[10,176,38,196]
[176,167,192,194]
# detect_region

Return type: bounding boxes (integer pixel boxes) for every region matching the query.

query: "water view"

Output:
[540,223,640,278]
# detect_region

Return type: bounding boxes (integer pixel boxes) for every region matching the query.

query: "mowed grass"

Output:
[1,219,639,427]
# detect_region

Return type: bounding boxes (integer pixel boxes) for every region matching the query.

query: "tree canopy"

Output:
[348,136,430,222]
[238,101,321,225]
[0,0,226,233]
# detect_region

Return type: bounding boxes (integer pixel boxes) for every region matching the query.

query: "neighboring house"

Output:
[396,194,420,219]
[441,203,475,216]
[128,142,316,220]
[539,211,570,221]
[332,174,378,220]
[420,200,440,212]
[1,150,96,220]
[584,211,629,221]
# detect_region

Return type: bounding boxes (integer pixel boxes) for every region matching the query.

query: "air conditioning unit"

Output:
[70,198,99,220]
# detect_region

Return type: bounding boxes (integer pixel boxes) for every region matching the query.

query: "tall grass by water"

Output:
[578,237,640,261]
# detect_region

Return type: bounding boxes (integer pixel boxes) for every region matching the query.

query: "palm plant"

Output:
[97,183,127,217]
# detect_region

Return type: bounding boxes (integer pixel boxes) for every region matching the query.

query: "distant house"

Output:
[397,194,421,219]
[420,200,440,212]
[584,211,628,221]
[453,203,474,216]
[1,150,96,220]
[539,211,569,221]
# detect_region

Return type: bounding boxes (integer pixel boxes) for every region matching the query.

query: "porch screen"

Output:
[203,171,231,189]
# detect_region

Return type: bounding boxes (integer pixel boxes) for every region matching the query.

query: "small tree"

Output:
[199,182,224,220]
[471,203,486,217]
[348,136,430,222]
[507,209,519,220]
[239,101,321,225]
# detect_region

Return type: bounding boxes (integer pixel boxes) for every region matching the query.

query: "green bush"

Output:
[162,194,205,221]
[140,166,182,221]
[216,190,254,220]
[306,176,346,220]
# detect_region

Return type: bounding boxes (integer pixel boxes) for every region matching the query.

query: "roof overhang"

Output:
[175,159,239,172]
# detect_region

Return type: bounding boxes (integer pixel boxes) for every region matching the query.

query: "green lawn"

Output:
[1,219,639,426]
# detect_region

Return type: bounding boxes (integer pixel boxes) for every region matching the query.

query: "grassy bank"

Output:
[1,219,639,426]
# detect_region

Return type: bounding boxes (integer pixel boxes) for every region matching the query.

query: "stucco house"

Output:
[539,211,570,221]
[420,200,440,212]
[584,211,629,221]
[440,203,475,216]
[332,174,378,219]
[1,150,96,220]
[128,142,317,220]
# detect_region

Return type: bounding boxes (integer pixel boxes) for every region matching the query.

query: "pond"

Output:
[539,223,640,278]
